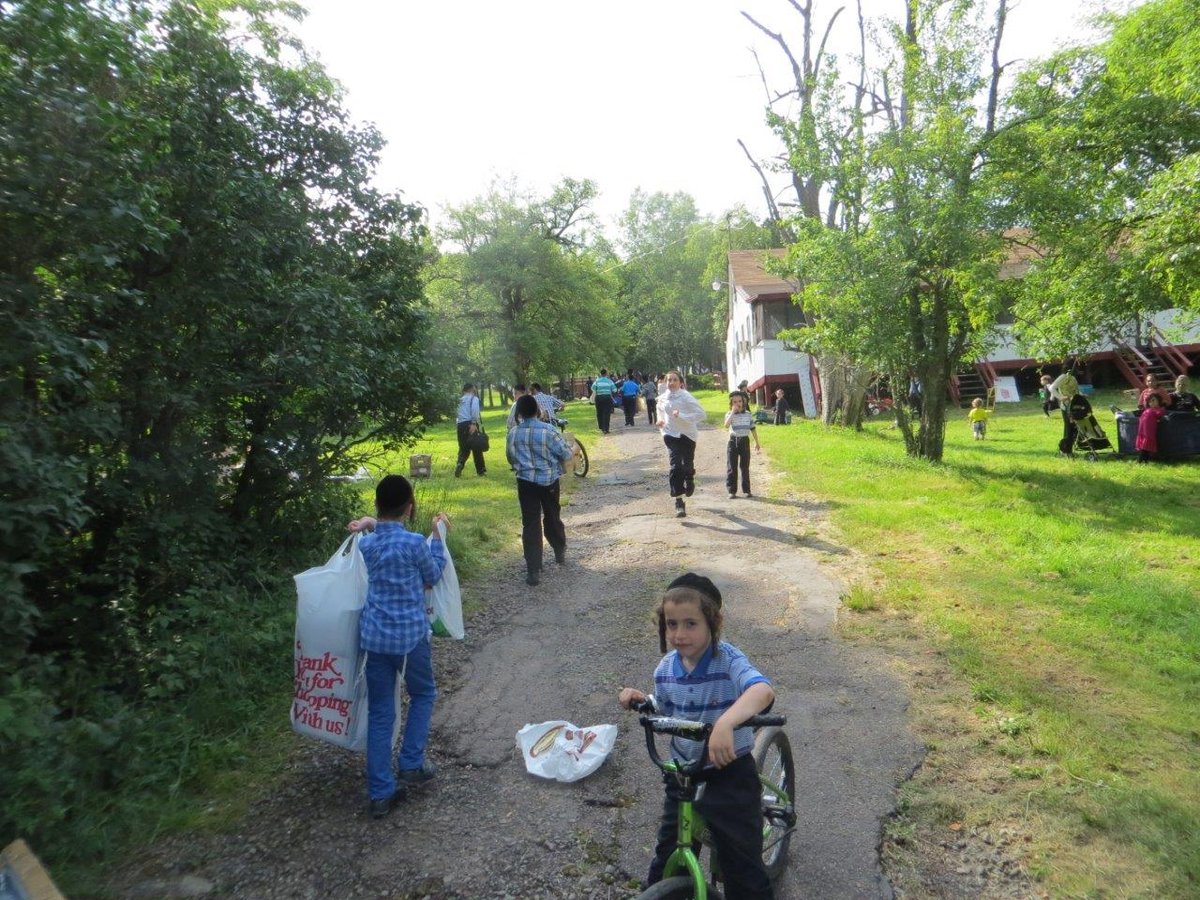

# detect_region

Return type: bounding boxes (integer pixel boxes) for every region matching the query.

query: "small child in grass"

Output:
[966,398,992,440]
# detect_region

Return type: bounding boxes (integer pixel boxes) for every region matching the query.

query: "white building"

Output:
[722,249,820,417]
[723,244,1200,410]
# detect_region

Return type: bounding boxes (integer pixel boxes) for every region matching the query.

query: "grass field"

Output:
[352,400,595,584]
[698,390,1199,897]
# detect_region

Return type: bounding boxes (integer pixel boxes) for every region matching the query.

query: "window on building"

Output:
[759,299,806,340]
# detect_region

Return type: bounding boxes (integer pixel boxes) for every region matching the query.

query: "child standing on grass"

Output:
[347,475,451,819]
[724,391,761,498]
[966,397,992,440]
[1136,393,1166,463]
[618,573,776,899]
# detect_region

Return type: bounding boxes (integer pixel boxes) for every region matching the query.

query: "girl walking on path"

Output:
[725,392,761,498]
[656,371,707,518]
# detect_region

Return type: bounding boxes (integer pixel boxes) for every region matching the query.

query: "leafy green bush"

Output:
[0,2,430,883]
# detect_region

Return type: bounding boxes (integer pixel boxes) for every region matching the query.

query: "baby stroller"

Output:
[1068,393,1114,461]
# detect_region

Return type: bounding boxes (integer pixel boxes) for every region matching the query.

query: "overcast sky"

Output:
[295,0,1116,235]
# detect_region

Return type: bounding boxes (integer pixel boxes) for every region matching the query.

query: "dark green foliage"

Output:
[0,0,431,879]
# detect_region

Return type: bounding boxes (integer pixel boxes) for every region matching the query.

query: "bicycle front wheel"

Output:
[572,439,589,477]
[754,725,797,880]
[636,876,725,899]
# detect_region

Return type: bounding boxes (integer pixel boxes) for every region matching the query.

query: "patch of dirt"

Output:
[107,419,1034,899]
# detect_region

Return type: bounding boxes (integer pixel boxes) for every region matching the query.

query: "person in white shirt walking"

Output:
[453,383,486,477]
[724,392,761,498]
[655,371,707,518]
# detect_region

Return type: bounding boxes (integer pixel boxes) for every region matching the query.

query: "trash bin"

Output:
[409,454,432,478]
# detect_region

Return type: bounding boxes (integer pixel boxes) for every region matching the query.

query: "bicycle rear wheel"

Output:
[572,439,589,477]
[753,725,796,880]
[636,875,725,899]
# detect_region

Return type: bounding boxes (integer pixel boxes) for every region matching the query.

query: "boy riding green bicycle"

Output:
[619,573,779,899]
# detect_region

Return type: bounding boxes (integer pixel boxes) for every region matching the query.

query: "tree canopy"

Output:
[432,178,625,389]
[998,0,1200,356]
[1,0,432,869]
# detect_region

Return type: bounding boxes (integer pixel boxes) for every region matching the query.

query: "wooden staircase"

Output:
[950,362,994,406]
[1114,324,1193,388]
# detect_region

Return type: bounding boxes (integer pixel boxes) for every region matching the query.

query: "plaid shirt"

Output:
[358,521,446,655]
[506,418,574,486]
[533,391,563,420]
[653,640,770,765]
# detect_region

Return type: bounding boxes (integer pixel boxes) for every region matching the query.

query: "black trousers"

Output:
[622,394,638,425]
[645,397,657,425]
[1058,407,1077,455]
[595,395,614,433]
[516,478,565,574]
[647,754,772,899]
[726,436,751,494]
[663,434,696,498]
[455,422,485,474]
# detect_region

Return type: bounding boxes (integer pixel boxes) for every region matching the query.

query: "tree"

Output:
[439,179,625,388]
[740,0,879,428]
[750,0,1016,459]
[615,190,729,375]
[997,0,1200,355]
[0,0,433,869]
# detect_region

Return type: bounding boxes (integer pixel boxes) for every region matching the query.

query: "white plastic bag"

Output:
[291,534,370,750]
[516,720,618,783]
[424,520,464,639]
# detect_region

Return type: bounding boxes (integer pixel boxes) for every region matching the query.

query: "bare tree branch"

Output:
[985,0,1010,137]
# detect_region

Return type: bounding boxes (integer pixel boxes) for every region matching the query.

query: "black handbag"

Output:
[468,426,490,453]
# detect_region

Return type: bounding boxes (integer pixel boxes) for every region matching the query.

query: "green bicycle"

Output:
[631,697,797,899]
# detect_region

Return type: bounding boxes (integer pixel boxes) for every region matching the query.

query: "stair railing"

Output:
[1147,323,1192,377]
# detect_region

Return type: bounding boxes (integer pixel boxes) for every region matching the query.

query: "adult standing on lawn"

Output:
[506,395,574,586]
[454,383,486,477]
[591,368,616,434]
[1048,369,1079,456]
[656,371,707,519]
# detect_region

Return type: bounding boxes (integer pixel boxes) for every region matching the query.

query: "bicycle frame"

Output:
[659,759,718,897]
[633,699,790,898]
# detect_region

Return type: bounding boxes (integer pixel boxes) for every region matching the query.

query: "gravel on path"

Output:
[113,417,933,899]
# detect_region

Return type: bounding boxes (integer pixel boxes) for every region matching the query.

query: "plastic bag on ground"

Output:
[424,520,464,639]
[516,721,618,783]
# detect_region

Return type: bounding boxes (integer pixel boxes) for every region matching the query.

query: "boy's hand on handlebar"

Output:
[618,687,646,710]
[707,720,736,768]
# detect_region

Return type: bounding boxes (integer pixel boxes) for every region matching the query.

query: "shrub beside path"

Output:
[115,420,993,899]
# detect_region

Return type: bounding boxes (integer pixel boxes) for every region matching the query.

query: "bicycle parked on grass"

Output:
[630,697,797,899]
[551,416,589,477]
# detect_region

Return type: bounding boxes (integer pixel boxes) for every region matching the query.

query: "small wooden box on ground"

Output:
[409,454,432,478]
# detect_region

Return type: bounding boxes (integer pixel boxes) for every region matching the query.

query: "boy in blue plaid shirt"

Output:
[348,475,451,818]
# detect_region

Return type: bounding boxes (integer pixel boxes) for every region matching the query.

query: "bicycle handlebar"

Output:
[630,696,786,777]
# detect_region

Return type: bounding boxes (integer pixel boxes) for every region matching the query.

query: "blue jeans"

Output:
[365,636,437,800]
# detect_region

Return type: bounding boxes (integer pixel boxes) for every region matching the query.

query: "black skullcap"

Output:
[666,572,722,608]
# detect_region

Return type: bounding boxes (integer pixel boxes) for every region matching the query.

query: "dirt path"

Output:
[115,419,924,899]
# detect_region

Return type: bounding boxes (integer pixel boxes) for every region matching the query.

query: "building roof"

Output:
[728,248,797,301]
[998,229,1044,280]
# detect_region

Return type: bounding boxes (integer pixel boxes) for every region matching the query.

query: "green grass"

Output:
[697,389,1200,897]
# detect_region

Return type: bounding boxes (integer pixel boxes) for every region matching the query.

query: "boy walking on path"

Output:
[454,383,486,477]
[347,476,451,819]
[506,395,575,586]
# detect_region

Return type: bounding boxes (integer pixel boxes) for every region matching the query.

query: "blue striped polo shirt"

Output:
[652,640,770,765]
